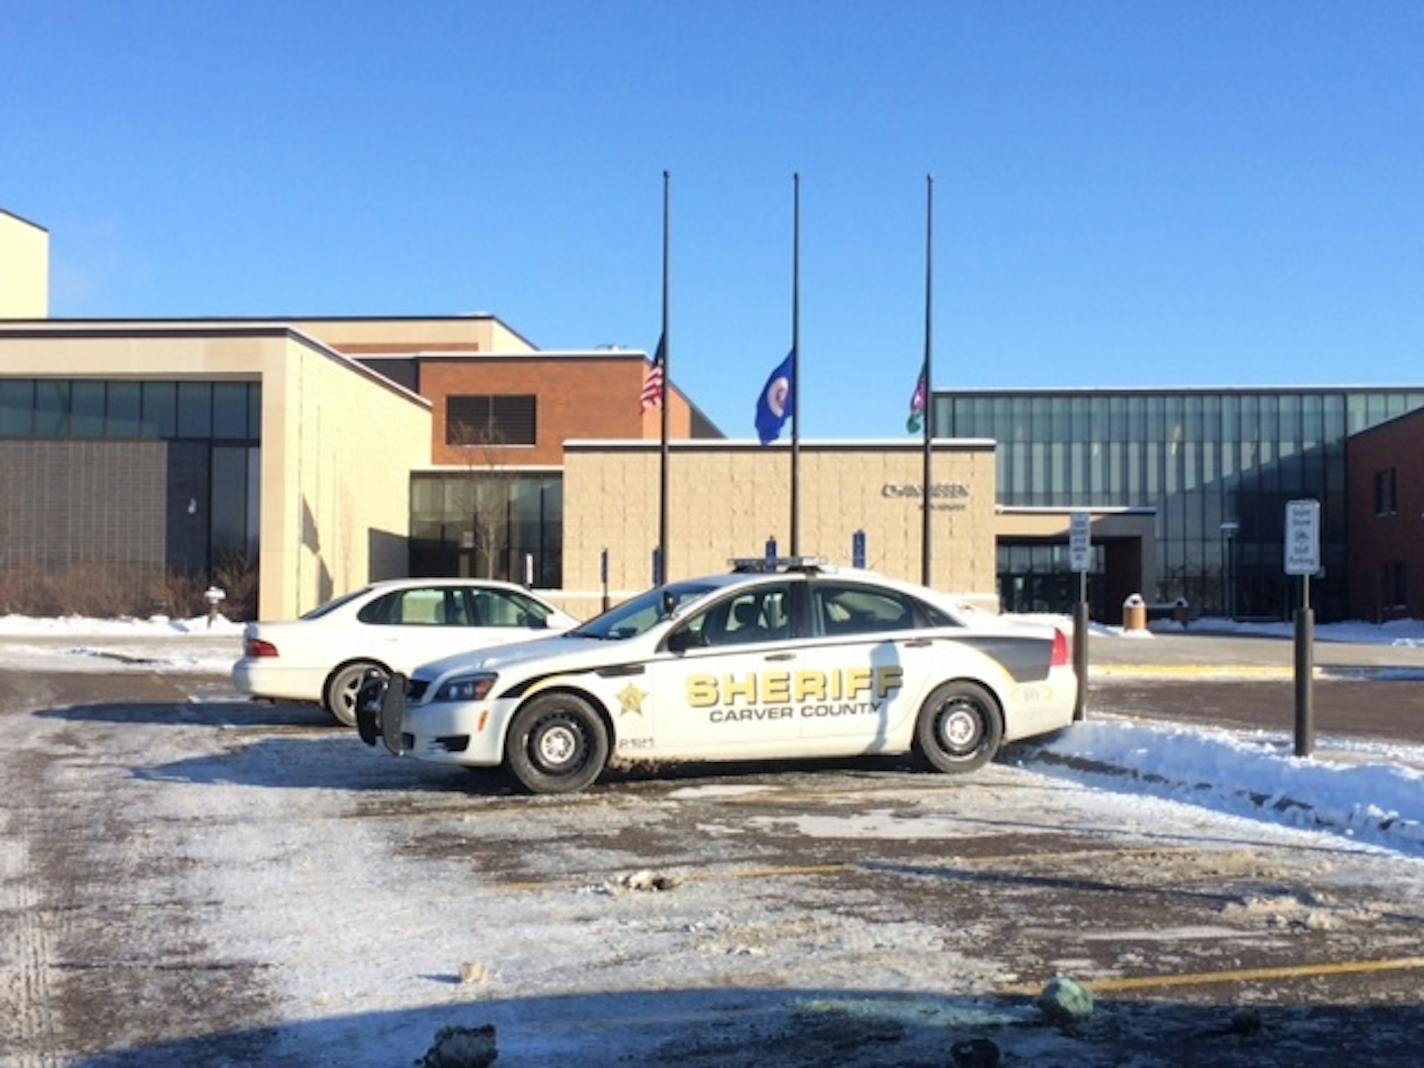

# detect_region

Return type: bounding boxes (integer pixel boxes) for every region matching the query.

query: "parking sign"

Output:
[1284,500,1320,576]
[1069,511,1091,573]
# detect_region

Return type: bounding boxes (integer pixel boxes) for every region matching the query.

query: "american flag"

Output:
[640,334,666,410]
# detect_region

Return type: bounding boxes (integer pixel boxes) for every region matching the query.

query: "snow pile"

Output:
[1019,721,1424,853]
[0,613,244,636]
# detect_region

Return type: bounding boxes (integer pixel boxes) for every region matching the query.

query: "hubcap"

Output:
[537,723,579,767]
[940,703,980,750]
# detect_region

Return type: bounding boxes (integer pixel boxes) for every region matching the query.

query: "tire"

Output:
[915,680,1003,774]
[504,692,609,795]
[324,661,385,728]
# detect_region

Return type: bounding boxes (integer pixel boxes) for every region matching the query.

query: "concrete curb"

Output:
[1092,664,1424,682]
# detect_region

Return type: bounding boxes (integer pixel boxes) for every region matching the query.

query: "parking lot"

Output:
[4,646,1424,1067]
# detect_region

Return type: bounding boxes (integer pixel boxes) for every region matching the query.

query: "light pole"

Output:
[1220,521,1239,619]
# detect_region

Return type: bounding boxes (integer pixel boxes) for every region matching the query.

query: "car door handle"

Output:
[904,639,933,648]
[764,652,796,661]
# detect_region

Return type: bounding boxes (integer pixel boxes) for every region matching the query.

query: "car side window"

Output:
[813,583,918,637]
[681,584,793,648]
[467,588,552,628]
[356,588,461,626]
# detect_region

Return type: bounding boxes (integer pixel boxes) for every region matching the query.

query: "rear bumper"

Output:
[1002,665,1078,743]
[232,660,326,703]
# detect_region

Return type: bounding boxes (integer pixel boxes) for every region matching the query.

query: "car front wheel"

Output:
[915,681,1003,774]
[324,661,385,728]
[504,692,608,794]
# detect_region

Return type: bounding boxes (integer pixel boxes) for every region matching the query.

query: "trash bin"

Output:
[1122,594,1147,632]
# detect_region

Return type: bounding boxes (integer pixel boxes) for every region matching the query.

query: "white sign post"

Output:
[1068,510,1090,722]
[1284,499,1319,757]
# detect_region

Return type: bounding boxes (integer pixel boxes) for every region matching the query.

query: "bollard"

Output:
[1072,601,1089,721]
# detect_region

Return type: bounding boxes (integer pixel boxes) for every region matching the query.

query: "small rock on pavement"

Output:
[418,1024,497,1068]
[621,869,677,892]
[950,1036,1001,1067]
[459,962,488,986]
[1034,976,1094,1027]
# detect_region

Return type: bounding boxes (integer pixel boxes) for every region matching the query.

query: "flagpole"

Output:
[659,169,670,584]
[921,174,934,587]
[790,172,801,557]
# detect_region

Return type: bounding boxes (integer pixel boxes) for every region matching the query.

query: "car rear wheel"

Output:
[504,692,608,794]
[915,681,1002,774]
[324,661,385,728]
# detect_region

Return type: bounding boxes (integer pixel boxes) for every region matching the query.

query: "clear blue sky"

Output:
[3,1,1422,437]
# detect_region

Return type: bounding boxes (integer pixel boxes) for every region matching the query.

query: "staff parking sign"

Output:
[1284,499,1321,576]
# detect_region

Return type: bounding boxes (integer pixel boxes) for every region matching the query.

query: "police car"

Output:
[356,558,1078,794]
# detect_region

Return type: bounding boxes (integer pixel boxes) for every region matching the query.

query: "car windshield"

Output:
[571,581,718,641]
[298,587,371,621]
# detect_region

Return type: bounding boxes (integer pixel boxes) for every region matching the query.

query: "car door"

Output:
[645,580,805,759]
[790,580,938,753]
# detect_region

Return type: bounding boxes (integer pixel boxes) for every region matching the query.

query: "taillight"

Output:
[245,638,279,658]
[1051,628,1069,668]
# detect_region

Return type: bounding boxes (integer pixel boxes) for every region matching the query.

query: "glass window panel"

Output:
[1166,395,1185,445]
[1147,396,1165,441]
[69,381,105,437]
[1183,441,1198,491]
[411,477,443,516]
[1146,442,1160,494]
[1071,396,1091,440]
[1301,394,1323,451]
[1279,394,1301,451]
[1030,442,1046,495]
[1387,392,1406,418]
[1366,393,1387,427]
[212,382,248,439]
[177,382,212,438]
[1346,394,1367,434]
[246,447,261,559]
[141,382,177,438]
[248,383,263,439]
[33,380,70,436]
[0,379,34,435]
[106,381,142,437]
[210,446,248,561]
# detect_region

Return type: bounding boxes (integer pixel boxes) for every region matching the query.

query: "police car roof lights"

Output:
[728,555,829,574]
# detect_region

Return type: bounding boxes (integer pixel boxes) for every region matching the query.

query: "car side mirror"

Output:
[667,628,707,654]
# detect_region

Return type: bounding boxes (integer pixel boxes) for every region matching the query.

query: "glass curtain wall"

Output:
[410,472,563,588]
[936,388,1424,620]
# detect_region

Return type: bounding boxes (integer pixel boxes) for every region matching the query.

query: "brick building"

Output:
[1347,408,1424,620]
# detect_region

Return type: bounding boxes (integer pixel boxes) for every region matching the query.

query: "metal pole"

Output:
[921,174,934,588]
[1073,569,1088,721]
[790,173,801,556]
[1294,575,1314,757]
[659,170,670,583]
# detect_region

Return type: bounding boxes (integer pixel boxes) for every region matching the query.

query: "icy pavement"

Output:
[5,671,1424,1066]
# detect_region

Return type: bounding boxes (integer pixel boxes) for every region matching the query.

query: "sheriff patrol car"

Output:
[356,559,1078,794]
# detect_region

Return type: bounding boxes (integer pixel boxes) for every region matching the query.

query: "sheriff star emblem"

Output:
[617,683,648,716]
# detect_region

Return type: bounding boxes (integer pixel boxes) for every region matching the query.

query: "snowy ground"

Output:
[5,668,1424,1066]
[0,614,242,675]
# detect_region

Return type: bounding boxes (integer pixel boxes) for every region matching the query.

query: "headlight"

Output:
[434,673,498,703]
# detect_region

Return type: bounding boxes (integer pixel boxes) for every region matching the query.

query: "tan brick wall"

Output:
[562,444,997,597]
[291,317,531,355]
[0,212,48,319]
[267,337,431,618]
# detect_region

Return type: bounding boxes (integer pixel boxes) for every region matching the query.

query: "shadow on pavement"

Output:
[36,701,334,729]
[66,984,1424,1067]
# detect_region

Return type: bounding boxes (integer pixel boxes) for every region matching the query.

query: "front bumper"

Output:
[357,675,506,766]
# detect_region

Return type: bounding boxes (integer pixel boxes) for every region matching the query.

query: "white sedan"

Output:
[232,579,577,725]
[357,560,1078,792]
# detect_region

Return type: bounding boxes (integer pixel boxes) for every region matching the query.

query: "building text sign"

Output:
[1284,499,1320,576]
